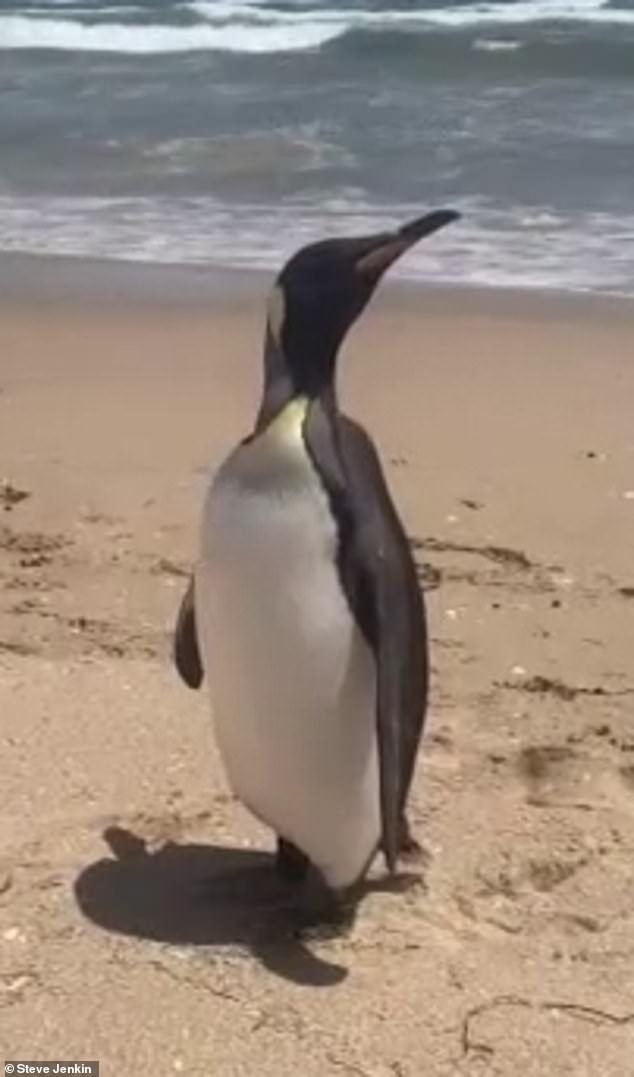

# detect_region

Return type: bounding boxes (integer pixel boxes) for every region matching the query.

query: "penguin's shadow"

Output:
[74,826,348,986]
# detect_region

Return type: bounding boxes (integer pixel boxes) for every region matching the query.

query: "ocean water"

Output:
[1,0,634,293]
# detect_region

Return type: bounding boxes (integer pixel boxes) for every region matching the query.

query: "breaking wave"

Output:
[2,0,634,54]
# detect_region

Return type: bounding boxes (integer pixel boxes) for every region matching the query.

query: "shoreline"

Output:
[2,247,634,323]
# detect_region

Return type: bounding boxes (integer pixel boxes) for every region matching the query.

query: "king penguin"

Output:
[174,209,460,930]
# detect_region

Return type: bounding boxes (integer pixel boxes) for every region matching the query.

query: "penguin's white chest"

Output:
[195,409,380,889]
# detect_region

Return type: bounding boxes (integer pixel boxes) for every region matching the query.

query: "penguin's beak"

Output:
[355,209,460,278]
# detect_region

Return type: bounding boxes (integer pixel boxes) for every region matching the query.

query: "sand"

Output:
[1,258,634,1075]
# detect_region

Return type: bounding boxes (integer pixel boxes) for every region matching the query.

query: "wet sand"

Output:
[1,258,634,1075]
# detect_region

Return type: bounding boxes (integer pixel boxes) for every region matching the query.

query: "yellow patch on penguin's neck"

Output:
[266,395,309,448]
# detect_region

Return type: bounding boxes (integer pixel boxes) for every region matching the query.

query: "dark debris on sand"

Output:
[0,481,31,512]
[410,535,534,571]
[498,674,634,702]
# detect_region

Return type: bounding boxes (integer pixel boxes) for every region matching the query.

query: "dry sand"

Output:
[1,261,634,1075]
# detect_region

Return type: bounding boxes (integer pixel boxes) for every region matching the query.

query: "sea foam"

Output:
[2,0,634,55]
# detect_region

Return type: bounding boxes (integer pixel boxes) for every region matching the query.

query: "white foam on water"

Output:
[0,192,632,297]
[0,13,344,52]
[141,128,355,174]
[422,0,634,27]
[24,5,144,13]
[3,0,634,54]
[191,0,634,29]
[473,37,524,50]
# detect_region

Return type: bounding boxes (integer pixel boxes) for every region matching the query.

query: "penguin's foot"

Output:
[290,874,358,942]
[292,913,355,943]
[291,899,356,942]
[383,815,431,868]
[398,831,425,865]
[275,837,310,884]
[382,870,425,895]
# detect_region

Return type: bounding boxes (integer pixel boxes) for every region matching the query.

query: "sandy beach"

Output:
[1,258,634,1075]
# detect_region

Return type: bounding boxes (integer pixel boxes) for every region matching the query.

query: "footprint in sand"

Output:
[518,740,634,816]
[515,741,619,812]
[517,743,578,797]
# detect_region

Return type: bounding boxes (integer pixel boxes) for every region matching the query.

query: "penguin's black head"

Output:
[266,209,460,398]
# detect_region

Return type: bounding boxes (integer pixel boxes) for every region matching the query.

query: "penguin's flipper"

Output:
[304,405,428,874]
[173,576,204,689]
[369,526,425,873]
